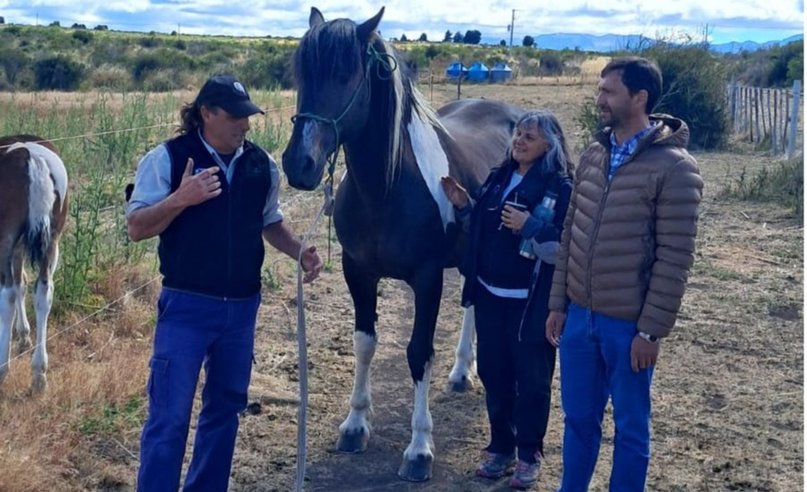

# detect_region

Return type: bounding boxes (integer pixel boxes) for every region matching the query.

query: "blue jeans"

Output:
[137,288,260,492]
[558,303,654,492]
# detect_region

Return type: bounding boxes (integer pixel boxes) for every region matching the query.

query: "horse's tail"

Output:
[8,142,68,268]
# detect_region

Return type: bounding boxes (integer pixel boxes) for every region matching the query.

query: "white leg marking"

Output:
[339,331,377,436]
[404,360,435,460]
[448,305,477,389]
[14,282,31,352]
[0,287,15,384]
[31,273,54,393]
[407,117,455,231]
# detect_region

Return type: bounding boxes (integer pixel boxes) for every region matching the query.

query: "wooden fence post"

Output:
[787,80,801,158]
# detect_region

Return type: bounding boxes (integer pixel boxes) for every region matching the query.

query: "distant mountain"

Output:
[710,34,803,53]
[483,33,803,53]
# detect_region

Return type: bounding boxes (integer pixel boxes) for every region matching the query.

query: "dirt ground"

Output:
[215,82,803,492]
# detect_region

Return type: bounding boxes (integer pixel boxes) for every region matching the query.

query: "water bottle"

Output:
[519,191,558,259]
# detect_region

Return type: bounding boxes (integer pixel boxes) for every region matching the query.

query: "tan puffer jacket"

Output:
[548,115,703,338]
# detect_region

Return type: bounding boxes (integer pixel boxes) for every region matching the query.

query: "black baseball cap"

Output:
[196,74,265,118]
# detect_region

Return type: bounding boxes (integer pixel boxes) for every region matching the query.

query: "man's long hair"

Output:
[178,101,204,135]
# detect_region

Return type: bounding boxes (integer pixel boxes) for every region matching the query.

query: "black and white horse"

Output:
[282,7,523,481]
[0,135,68,393]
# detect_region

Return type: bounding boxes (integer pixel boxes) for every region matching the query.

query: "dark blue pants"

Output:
[558,303,654,492]
[474,285,556,463]
[137,288,260,492]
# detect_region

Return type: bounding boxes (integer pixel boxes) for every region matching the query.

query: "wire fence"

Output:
[727,80,802,157]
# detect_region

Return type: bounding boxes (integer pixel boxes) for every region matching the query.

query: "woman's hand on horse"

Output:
[175,158,222,207]
[502,205,528,232]
[301,245,323,283]
[440,176,470,208]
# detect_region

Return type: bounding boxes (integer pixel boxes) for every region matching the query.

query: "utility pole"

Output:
[508,9,515,51]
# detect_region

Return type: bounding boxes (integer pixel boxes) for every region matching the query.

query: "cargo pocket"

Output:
[147,357,170,408]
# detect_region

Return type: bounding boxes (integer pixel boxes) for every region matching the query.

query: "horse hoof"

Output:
[448,377,473,393]
[31,374,47,394]
[398,454,433,482]
[336,428,369,453]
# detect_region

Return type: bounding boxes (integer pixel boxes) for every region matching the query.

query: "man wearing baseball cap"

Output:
[127,74,322,491]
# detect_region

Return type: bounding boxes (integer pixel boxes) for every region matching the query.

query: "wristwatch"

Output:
[637,331,659,343]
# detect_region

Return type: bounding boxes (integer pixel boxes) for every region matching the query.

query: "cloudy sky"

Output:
[0,0,803,44]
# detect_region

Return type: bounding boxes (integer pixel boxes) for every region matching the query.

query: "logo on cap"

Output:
[233,81,246,95]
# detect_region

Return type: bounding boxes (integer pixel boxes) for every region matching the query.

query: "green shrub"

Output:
[72,30,93,45]
[89,40,131,67]
[141,69,186,91]
[138,36,161,48]
[574,99,600,151]
[640,43,729,150]
[130,49,194,84]
[33,55,85,90]
[87,64,130,90]
[538,52,564,76]
[237,48,295,89]
[721,158,803,218]
[0,47,30,86]
[767,40,803,87]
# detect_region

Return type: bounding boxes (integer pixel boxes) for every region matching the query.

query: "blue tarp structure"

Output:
[445,61,467,80]
[467,61,489,82]
[490,62,513,83]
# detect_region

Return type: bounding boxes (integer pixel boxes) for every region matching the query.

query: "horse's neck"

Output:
[342,111,403,203]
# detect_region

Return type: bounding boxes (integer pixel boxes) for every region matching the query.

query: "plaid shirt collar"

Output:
[608,124,656,179]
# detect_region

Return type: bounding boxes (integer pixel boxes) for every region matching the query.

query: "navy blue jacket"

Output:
[460,159,573,341]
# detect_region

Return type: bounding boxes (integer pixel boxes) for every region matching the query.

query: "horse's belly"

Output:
[335,216,453,278]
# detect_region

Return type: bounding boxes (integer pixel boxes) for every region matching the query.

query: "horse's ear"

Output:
[356,7,385,42]
[309,7,325,28]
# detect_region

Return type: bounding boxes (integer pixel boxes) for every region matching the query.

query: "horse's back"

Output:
[436,99,523,194]
[0,134,68,240]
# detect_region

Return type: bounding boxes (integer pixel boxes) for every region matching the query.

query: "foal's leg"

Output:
[447,301,476,392]
[12,248,32,353]
[398,264,442,482]
[0,242,17,386]
[337,254,380,453]
[31,242,57,393]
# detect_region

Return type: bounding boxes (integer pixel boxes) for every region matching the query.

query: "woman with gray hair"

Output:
[441,110,573,490]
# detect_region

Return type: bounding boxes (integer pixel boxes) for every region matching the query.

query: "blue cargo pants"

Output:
[137,288,260,492]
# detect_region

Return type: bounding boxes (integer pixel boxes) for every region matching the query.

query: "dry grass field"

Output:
[0,77,802,492]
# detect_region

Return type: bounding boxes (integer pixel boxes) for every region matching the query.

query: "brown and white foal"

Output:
[0,135,68,393]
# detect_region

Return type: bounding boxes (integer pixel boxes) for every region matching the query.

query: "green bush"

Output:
[574,99,600,151]
[721,158,803,218]
[138,36,161,48]
[0,47,30,86]
[72,30,93,45]
[87,64,131,90]
[130,49,194,84]
[33,55,85,90]
[141,69,186,91]
[237,48,295,89]
[767,40,803,87]
[538,52,564,76]
[640,43,729,150]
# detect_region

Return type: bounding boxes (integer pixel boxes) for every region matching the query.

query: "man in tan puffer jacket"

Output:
[545,57,702,492]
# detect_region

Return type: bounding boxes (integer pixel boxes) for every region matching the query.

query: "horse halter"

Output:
[290,44,398,183]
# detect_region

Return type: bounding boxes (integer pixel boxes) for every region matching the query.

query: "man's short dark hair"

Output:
[601,57,662,115]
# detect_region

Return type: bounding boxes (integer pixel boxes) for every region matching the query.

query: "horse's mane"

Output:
[293,19,445,189]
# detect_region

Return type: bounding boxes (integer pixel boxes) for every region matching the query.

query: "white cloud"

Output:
[1,0,802,41]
